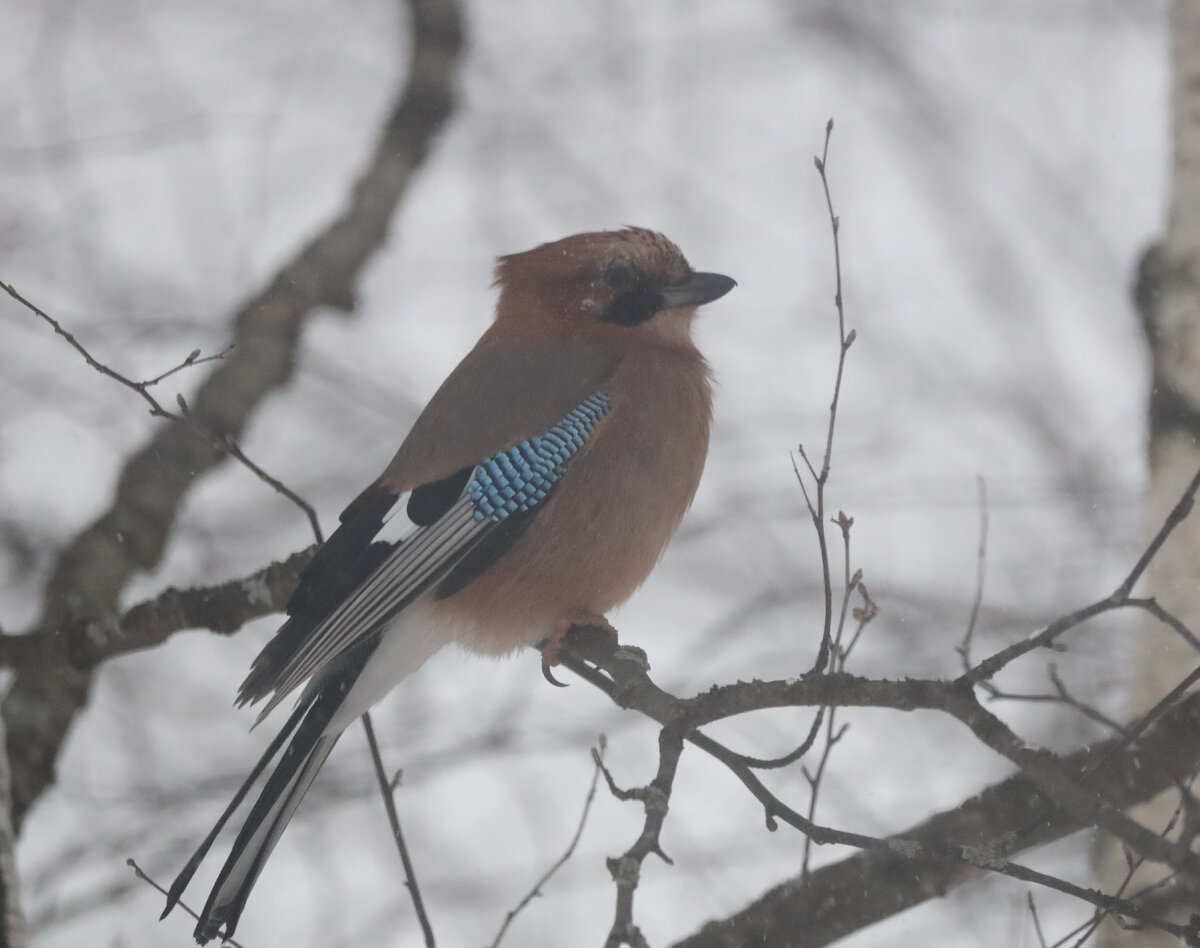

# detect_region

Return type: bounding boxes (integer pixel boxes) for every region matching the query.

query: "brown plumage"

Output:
[165,227,734,944]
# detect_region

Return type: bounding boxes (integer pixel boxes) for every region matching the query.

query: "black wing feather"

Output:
[407,465,473,526]
[239,486,398,706]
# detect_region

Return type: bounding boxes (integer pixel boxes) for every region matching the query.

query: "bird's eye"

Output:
[602,260,639,290]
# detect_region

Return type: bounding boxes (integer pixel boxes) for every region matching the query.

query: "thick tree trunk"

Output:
[0,715,24,948]
[1096,2,1200,944]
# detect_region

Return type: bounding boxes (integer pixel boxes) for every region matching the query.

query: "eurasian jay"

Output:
[162,227,735,942]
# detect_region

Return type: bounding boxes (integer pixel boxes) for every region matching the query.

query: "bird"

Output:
[161,227,735,943]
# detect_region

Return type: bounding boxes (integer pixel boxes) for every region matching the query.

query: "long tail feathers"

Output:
[162,700,310,921]
[163,618,439,943]
[164,677,350,945]
[196,728,340,943]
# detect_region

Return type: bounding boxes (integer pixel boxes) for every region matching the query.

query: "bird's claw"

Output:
[542,661,569,687]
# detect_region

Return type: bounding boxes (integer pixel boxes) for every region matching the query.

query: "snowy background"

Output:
[0,1,1166,946]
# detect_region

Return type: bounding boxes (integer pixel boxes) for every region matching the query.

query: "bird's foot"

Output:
[541,612,618,686]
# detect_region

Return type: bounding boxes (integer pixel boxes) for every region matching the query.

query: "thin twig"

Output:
[1,279,230,417]
[1061,803,1181,947]
[800,718,848,882]
[1083,661,1200,780]
[126,859,246,948]
[814,121,849,489]
[2,280,324,543]
[802,512,859,880]
[1047,665,1126,734]
[361,713,435,948]
[831,512,858,655]
[843,581,877,657]
[957,476,989,668]
[489,739,606,948]
[983,664,1128,736]
[1057,913,1108,948]
[805,117,857,676]
[1126,596,1200,653]
[1027,891,1049,948]
[730,709,825,770]
[792,445,833,675]
[963,461,1200,683]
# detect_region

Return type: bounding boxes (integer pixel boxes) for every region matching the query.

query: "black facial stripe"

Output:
[603,285,664,326]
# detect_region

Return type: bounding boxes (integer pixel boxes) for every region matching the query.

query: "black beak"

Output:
[660,270,737,309]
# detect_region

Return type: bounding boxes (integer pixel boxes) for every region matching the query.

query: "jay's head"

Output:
[493,228,735,344]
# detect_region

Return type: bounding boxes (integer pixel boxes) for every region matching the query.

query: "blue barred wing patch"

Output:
[468,391,610,521]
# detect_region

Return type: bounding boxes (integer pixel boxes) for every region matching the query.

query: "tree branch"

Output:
[0,549,313,672]
[556,627,1200,944]
[1,0,464,832]
[671,690,1200,948]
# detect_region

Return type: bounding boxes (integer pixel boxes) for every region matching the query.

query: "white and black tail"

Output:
[163,642,374,944]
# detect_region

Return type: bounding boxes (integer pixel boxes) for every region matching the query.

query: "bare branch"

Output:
[600,723,686,948]
[0,549,313,671]
[1125,596,1200,653]
[7,283,325,543]
[0,280,231,417]
[1028,892,1050,948]
[957,475,989,668]
[0,282,323,539]
[963,460,1200,685]
[1,0,465,831]
[489,740,605,948]
[802,516,868,882]
[813,118,850,490]
[554,623,1200,943]
[667,691,1200,948]
[802,119,857,677]
[725,709,824,771]
[361,713,436,948]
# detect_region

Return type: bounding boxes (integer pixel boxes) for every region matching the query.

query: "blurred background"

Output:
[0,1,1166,945]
